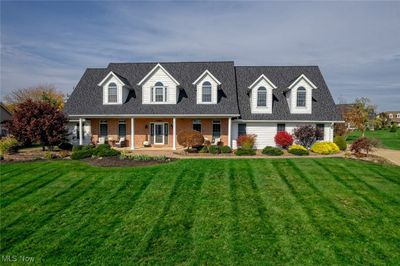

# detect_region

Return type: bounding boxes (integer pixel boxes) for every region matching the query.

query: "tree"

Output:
[374,112,391,129]
[5,99,68,150]
[293,125,323,148]
[344,97,376,136]
[177,130,204,151]
[3,85,65,112]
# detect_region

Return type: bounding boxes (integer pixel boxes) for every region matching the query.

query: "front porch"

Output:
[71,117,232,150]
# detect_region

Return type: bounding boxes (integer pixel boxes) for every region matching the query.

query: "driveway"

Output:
[372,148,400,166]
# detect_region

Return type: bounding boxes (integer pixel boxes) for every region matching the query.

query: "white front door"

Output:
[154,123,164,144]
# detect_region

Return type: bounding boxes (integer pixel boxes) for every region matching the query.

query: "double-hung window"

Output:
[212,120,221,138]
[202,81,212,102]
[193,120,202,132]
[297,87,306,107]
[277,123,285,132]
[152,82,167,102]
[118,120,126,138]
[238,123,246,137]
[100,120,108,137]
[257,87,267,107]
[108,83,118,103]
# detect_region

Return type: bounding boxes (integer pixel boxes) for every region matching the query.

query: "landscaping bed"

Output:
[82,156,175,167]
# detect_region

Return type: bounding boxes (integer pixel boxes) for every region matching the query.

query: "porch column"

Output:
[79,118,83,145]
[172,117,176,150]
[228,117,232,147]
[130,117,135,150]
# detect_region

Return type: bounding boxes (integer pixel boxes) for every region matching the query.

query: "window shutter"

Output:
[164,123,169,144]
[150,123,154,144]
[151,87,153,102]
[165,87,168,102]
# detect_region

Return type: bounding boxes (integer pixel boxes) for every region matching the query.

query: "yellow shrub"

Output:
[311,142,340,155]
[288,144,307,151]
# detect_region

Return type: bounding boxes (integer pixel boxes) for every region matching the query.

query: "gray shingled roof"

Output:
[64,61,341,121]
[235,66,342,121]
[64,61,239,115]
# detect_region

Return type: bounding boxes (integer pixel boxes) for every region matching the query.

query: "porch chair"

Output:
[212,137,221,145]
[115,137,126,148]
[98,137,105,145]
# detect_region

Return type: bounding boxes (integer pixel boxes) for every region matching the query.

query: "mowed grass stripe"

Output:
[189,160,234,265]
[0,163,49,182]
[285,159,389,264]
[0,173,103,253]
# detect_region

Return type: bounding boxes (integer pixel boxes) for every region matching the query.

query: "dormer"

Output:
[98,71,129,105]
[286,74,317,114]
[193,70,221,104]
[138,63,180,104]
[248,74,277,114]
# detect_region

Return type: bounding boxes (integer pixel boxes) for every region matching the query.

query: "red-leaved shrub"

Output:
[236,134,256,149]
[274,131,293,149]
[350,137,379,155]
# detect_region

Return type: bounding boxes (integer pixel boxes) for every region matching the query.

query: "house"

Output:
[385,111,400,126]
[64,61,342,149]
[0,102,12,137]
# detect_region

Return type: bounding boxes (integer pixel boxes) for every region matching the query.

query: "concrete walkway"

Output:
[372,148,400,166]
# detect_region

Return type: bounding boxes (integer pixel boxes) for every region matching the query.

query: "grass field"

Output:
[1,159,400,265]
[347,128,400,150]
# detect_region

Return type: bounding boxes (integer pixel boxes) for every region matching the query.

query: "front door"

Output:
[154,123,164,144]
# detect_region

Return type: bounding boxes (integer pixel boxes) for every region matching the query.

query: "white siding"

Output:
[196,75,218,104]
[288,78,314,114]
[142,67,178,104]
[250,79,274,114]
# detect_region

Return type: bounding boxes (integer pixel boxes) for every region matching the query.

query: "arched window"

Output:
[257,87,267,107]
[296,87,306,107]
[153,82,167,102]
[108,83,117,103]
[202,81,212,102]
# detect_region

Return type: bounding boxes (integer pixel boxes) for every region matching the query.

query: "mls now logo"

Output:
[2,255,17,262]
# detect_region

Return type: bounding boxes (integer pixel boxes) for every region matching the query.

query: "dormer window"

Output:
[152,82,167,102]
[108,83,118,103]
[296,87,306,107]
[257,87,267,107]
[202,82,212,102]
[389,113,393,119]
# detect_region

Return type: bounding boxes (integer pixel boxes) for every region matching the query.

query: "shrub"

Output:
[59,150,70,158]
[119,153,169,161]
[177,130,205,150]
[71,144,119,159]
[44,151,58,160]
[262,146,283,156]
[293,125,322,148]
[236,134,256,149]
[199,146,209,153]
[58,142,73,151]
[334,136,347,151]
[235,148,256,156]
[288,144,309,156]
[0,137,19,155]
[350,137,379,155]
[208,145,220,154]
[72,145,84,152]
[274,131,293,149]
[71,149,94,160]
[389,123,397,132]
[311,142,340,154]
[92,144,120,157]
[220,145,232,154]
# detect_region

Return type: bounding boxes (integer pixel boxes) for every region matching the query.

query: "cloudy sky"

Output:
[1,1,399,111]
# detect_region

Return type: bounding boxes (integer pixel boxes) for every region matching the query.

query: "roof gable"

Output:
[288,74,317,90]
[97,71,127,87]
[137,63,180,86]
[248,74,277,89]
[192,70,221,85]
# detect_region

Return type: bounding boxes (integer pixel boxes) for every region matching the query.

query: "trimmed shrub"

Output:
[334,136,347,151]
[389,123,397,132]
[220,145,232,154]
[71,144,119,159]
[262,146,283,156]
[95,147,120,157]
[71,149,94,160]
[208,145,220,154]
[288,144,309,156]
[235,148,256,156]
[274,131,293,149]
[311,142,340,154]
[58,142,73,151]
[199,146,209,153]
[236,134,256,149]
[72,145,84,152]
[350,137,379,155]
[177,130,205,150]
[0,137,19,155]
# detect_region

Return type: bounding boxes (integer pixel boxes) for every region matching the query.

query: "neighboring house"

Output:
[64,61,341,149]
[0,102,12,137]
[385,111,400,126]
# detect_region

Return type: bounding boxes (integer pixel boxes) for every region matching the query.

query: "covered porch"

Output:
[71,116,233,150]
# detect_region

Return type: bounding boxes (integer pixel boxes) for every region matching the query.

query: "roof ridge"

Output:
[235,65,319,68]
[108,60,234,65]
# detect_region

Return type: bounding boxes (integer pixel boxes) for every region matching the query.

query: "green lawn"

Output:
[347,129,400,150]
[1,159,400,265]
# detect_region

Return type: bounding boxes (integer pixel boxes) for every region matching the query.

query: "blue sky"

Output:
[1,1,399,111]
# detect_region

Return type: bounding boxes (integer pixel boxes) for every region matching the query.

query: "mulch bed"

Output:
[82,156,175,167]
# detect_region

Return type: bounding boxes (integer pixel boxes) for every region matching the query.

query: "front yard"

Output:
[347,129,400,150]
[1,158,399,264]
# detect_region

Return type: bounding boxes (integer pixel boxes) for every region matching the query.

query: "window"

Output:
[297,87,306,107]
[152,82,167,102]
[277,123,285,132]
[389,113,393,119]
[100,120,108,137]
[316,124,324,140]
[118,120,126,138]
[397,114,400,119]
[202,81,212,102]
[108,83,118,103]
[238,124,246,136]
[257,87,267,107]
[212,120,221,138]
[193,120,202,132]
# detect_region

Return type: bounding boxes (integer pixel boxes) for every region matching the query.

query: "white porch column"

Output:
[79,118,83,145]
[130,117,135,150]
[228,117,232,147]
[172,117,176,150]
